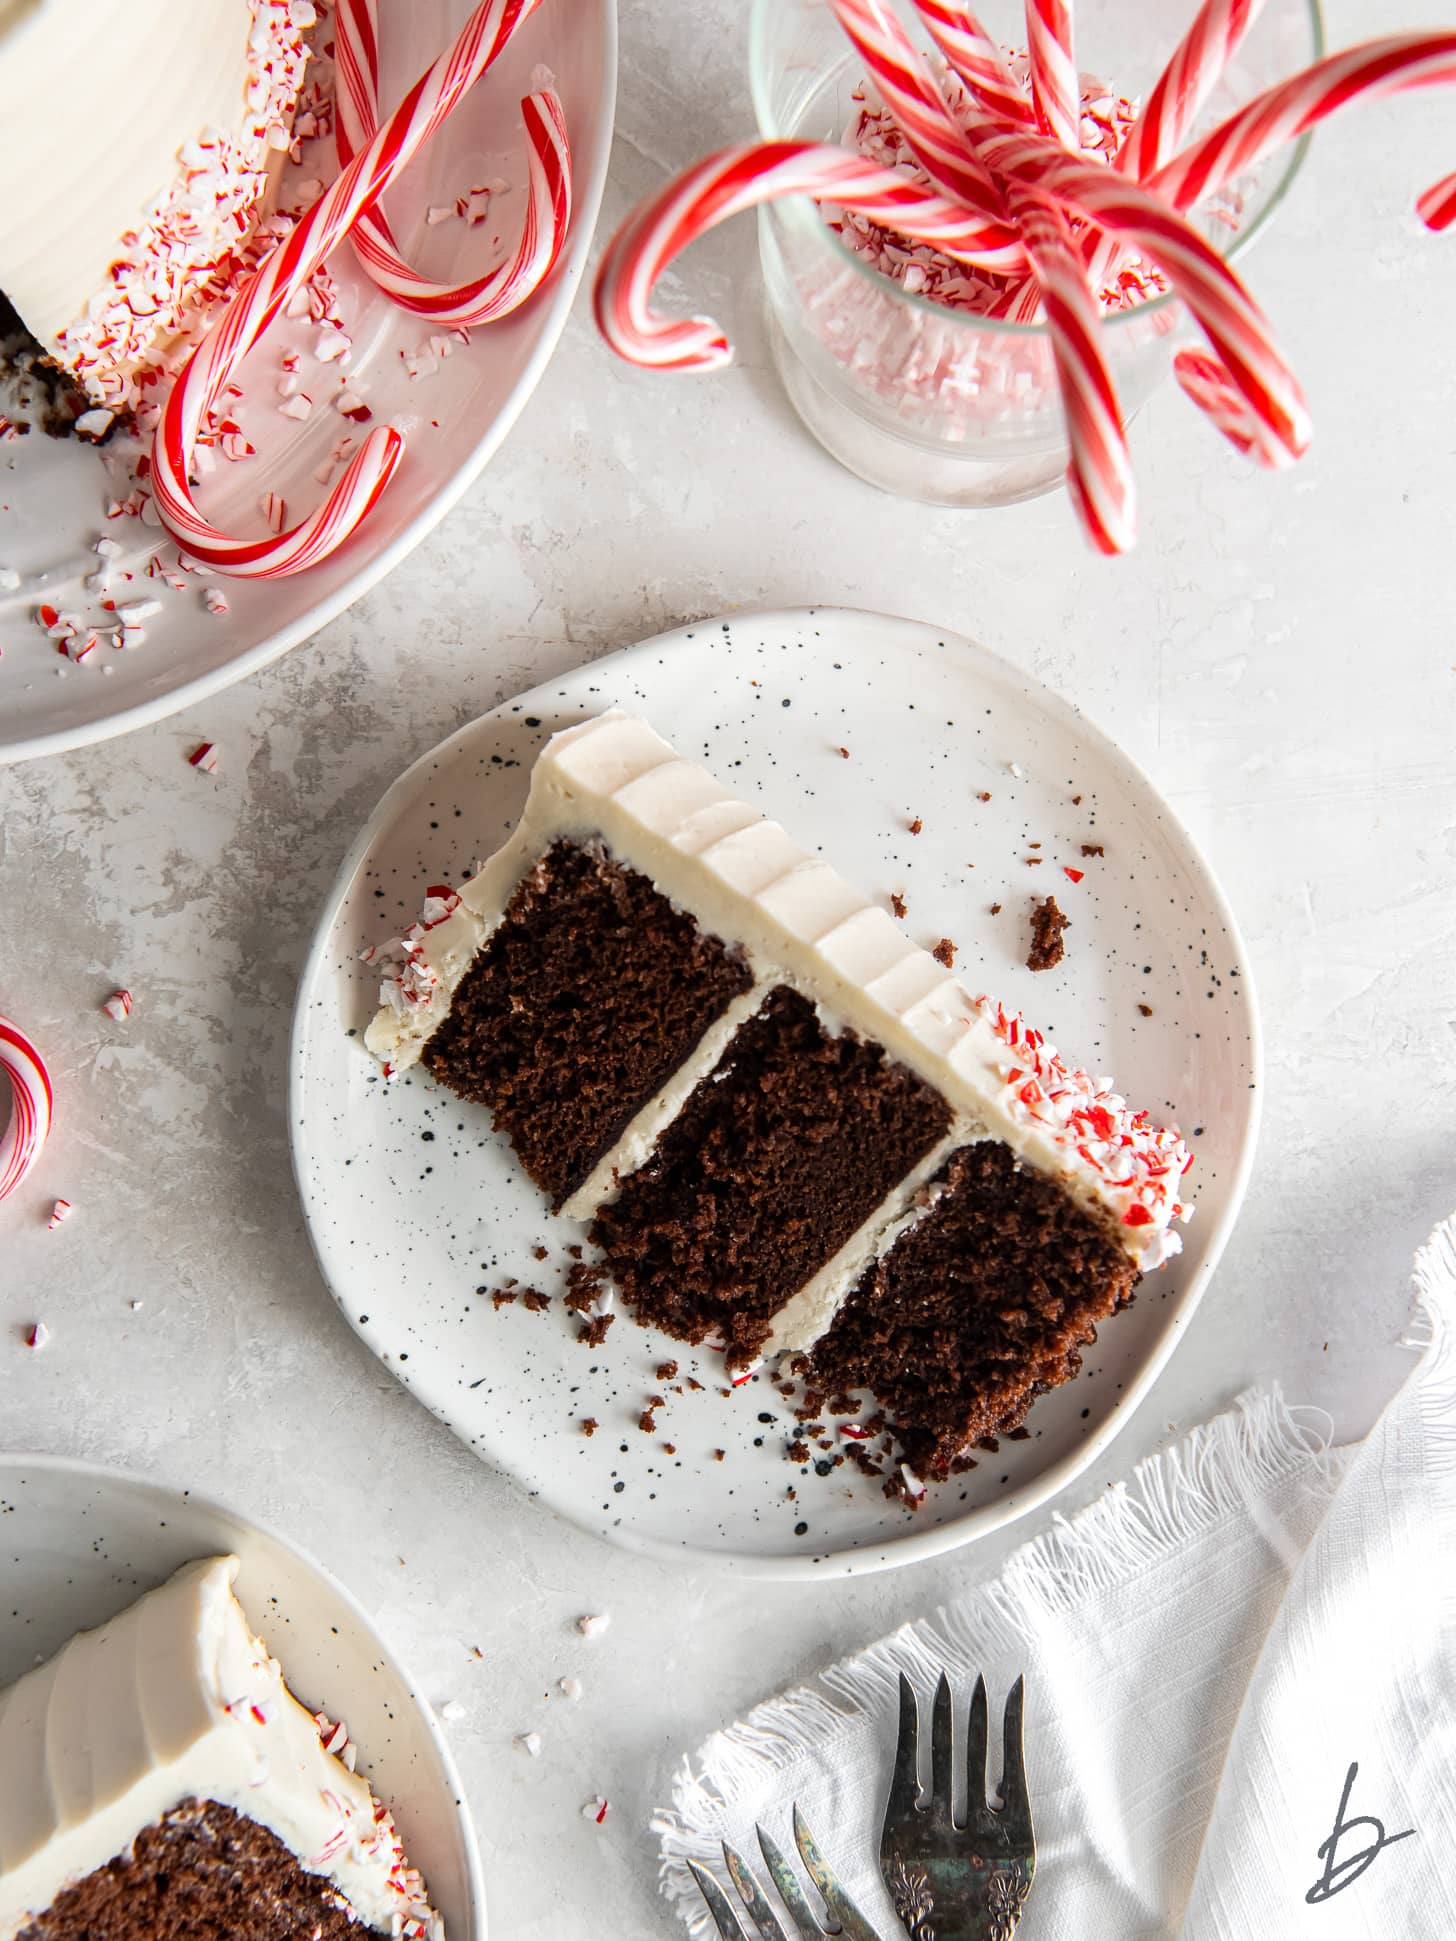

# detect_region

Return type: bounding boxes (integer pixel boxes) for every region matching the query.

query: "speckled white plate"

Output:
[0,0,615,765]
[290,607,1261,1577]
[0,1452,485,1939]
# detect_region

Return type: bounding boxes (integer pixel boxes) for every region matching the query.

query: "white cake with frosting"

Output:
[0,0,315,433]
[0,1556,442,1940]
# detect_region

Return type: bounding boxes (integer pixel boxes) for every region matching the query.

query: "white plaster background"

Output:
[2,2,1454,1933]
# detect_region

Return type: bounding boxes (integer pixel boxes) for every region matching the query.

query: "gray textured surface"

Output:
[2,2,1454,1935]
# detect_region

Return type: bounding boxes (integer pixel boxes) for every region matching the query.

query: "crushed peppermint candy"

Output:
[47,1200,72,1231]
[204,587,230,615]
[514,1731,542,1756]
[25,1322,50,1349]
[558,1676,583,1701]
[576,1613,610,1639]
[582,1796,609,1824]
[438,1699,466,1723]
[899,1462,927,1502]
[102,989,134,1020]
[188,742,221,773]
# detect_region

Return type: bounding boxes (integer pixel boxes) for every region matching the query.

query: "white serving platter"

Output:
[290,606,1261,1577]
[0,0,616,764]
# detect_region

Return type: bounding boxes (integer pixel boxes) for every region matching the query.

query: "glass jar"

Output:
[748,0,1323,507]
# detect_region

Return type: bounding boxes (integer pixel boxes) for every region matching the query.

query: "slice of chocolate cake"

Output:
[366,711,1193,1480]
[0,1559,442,1941]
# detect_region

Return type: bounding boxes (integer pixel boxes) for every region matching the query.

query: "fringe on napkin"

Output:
[654,1385,1335,1930]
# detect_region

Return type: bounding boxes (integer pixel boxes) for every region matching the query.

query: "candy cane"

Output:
[1115,0,1267,179]
[827,0,1019,253]
[1,1016,52,1204]
[911,0,1035,127]
[1173,346,1294,467]
[1418,169,1456,231]
[1012,187,1135,551]
[152,0,549,577]
[984,127,1310,459]
[1148,33,1456,217]
[1025,0,1079,149]
[593,141,1041,369]
[334,0,572,324]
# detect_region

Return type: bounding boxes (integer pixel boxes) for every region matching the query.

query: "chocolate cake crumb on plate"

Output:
[1027,894,1070,970]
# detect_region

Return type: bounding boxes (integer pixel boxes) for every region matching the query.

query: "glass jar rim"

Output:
[746,0,1326,338]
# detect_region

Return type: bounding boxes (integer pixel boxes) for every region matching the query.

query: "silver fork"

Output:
[879,1671,1036,1941]
[689,1802,885,1941]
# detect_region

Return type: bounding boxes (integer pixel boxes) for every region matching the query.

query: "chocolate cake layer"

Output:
[592,986,953,1363]
[15,1801,371,1941]
[422,839,753,1205]
[809,1141,1139,1476]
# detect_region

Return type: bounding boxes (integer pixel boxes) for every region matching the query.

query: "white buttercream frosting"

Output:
[0,0,311,413]
[0,1557,442,1940]
[365,711,1194,1335]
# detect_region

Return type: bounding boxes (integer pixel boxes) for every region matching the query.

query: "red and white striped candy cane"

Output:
[911,0,1034,127]
[1172,345,1294,467]
[1012,186,1135,552]
[1418,169,1456,231]
[1025,0,1079,149]
[593,141,1038,370]
[153,0,547,577]
[1115,0,1266,180]
[334,0,572,324]
[1148,33,1456,216]
[984,127,1310,460]
[1,1015,52,1204]
[827,0,1021,259]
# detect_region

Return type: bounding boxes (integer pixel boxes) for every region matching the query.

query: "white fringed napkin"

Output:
[657,1218,1456,1939]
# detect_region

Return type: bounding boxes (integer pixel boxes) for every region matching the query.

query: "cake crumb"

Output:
[713,1449,726,1461]
[656,1360,679,1381]
[990,902,1002,915]
[1081,842,1104,857]
[908,816,923,835]
[838,746,850,758]
[577,1313,614,1348]
[1025,856,1043,866]
[662,1442,676,1455]
[581,1418,599,1437]
[977,790,992,802]
[932,938,956,969]
[1072,793,1083,805]
[1027,896,1070,971]
[787,1439,811,1463]
[1138,1002,1154,1017]
[890,891,908,919]
[492,1290,518,1309]
[638,1408,657,1433]
[521,1289,550,1312]
[531,1244,549,1260]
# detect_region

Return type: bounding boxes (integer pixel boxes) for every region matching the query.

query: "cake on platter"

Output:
[365,711,1193,1482]
[0,1556,442,1941]
[0,0,315,438]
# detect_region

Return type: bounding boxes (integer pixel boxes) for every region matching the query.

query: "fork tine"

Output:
[930,1671,955,1823]
[998,1673,1033,1836]
[757,1824,829,1941]
[723,1842,793,1941]
[689,1860,755,1941]
[884,1671,922,1826]
[790,1806,883,1941]
[966,1671,990,1821]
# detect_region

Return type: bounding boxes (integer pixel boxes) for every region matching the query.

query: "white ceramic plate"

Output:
[290,607,1261,1578]
[0,1451,485,1939]
[0,0,616,765]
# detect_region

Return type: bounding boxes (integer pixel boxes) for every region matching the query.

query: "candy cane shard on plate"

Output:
[593,140,1033,370]
[0,1015,53,1204]
[151,0,569,578]
[334,0,573,325]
